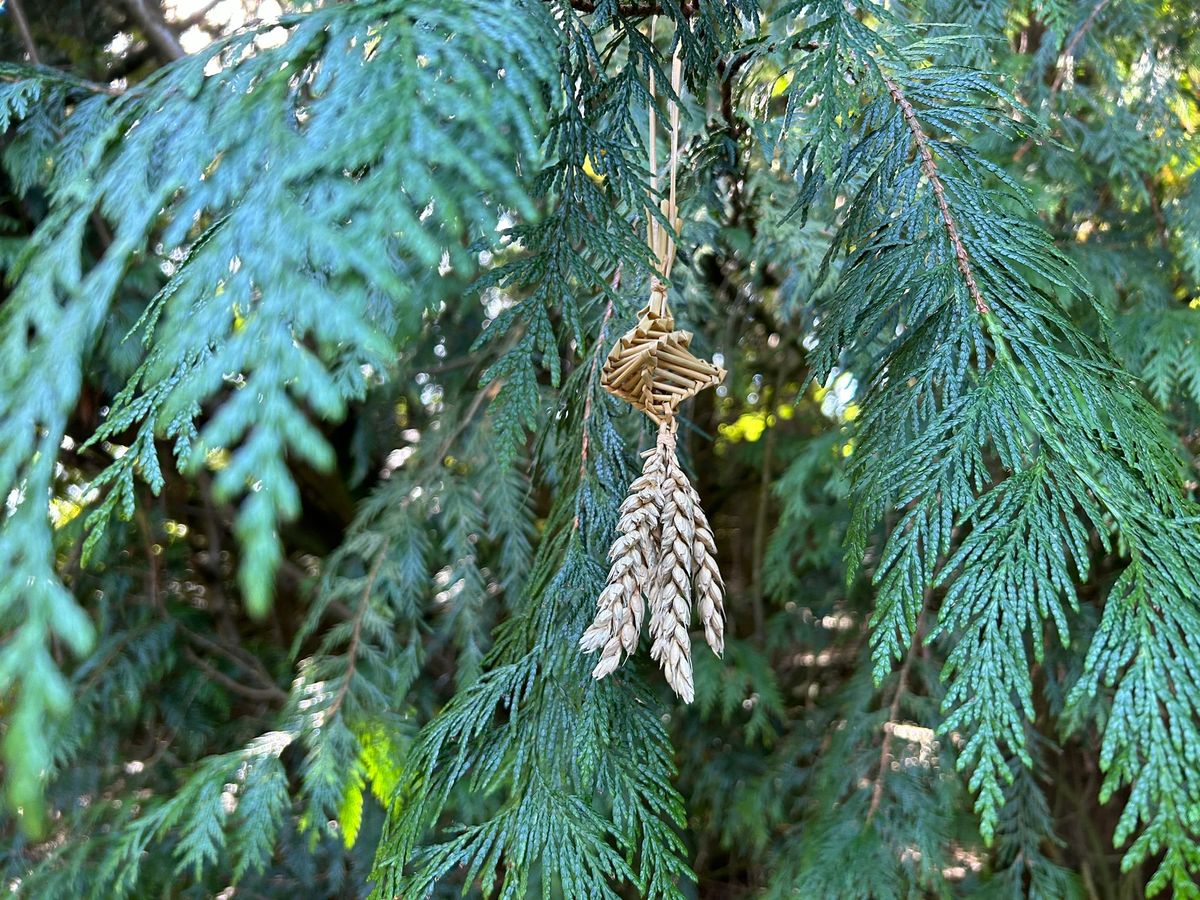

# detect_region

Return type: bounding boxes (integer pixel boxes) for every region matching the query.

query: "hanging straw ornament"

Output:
[579,37,726,703]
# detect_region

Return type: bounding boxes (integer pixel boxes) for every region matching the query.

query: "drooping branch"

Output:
[883,74,990,316]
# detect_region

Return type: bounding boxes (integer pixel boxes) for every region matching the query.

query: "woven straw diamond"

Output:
[600,281,725,423]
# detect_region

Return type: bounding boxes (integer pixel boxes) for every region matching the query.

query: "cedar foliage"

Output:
[2,0,1200,896]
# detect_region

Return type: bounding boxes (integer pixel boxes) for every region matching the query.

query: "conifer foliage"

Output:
[2,0,1200,896]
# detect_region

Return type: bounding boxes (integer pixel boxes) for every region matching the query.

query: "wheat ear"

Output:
[579,442,664,678]
[648,426,696,703]
[688,479,725,656]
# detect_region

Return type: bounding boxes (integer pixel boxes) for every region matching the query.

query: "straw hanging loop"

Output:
[599,25,724,424]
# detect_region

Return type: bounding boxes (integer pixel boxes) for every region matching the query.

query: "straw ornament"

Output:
[579,30,726,703]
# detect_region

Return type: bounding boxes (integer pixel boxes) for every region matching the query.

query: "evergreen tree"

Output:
[2,0,1199,896]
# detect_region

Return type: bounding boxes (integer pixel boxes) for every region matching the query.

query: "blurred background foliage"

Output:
[0,0,1198,897]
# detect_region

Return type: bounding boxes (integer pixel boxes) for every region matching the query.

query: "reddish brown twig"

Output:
[884,74,989,315]
[183,647,287,702]
[325,544,386,721]
[1050,0,1111,95]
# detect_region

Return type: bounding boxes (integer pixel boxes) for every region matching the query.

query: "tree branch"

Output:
[119,0,187,62]
[173,0,225,30]
[7,0,41,65]
[883,73,990,315]
[176,619,286,700]
[183,647,288,702]
[749,368,788,643]
[139,501,287,702]
[435,379,504,465]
